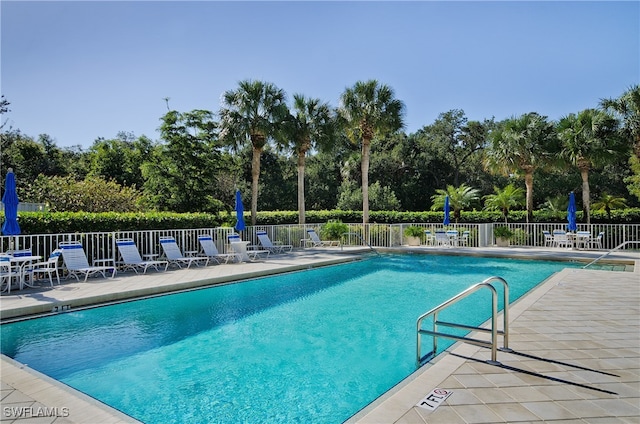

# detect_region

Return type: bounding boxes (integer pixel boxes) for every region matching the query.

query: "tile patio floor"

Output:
[0,246,638,423]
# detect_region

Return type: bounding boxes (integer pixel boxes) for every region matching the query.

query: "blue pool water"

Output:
[1,254,578,423]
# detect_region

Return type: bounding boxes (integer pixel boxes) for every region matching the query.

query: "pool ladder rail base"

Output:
[341,232,380,255]
[582,240,640,269]
[416,276,510,368]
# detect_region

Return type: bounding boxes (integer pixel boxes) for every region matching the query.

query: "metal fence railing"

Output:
[1,223,638,263]
[0,202,47,212]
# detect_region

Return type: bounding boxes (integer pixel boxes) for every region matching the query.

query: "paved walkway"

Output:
[351,265,640,423]
[1,247,638,423]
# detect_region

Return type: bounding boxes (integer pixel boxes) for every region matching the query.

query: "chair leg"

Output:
[0,276,8,294]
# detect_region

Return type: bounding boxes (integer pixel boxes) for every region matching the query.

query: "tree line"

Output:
[0,82,638,225]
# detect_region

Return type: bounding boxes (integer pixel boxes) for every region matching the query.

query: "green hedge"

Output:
[6,211,224,234]
[2,208,639,235]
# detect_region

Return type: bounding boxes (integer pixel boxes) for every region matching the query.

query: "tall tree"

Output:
[283,94,334,224]
[88,132,151,188]
[305,144,349,210]
[219,80,288,225]
[419,109,488,186]
[0,95,10,133]
[144,109,223,213]
[236,145,296,211]
[1,133,71,188]
[600,84,640,160]
[338,80,404,226]
[601,85,640,203]
[484,112,556,223]
[557,109,623,223]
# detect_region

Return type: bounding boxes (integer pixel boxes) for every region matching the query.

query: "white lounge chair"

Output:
[303,229,340,247]
[256,230,293,254]
[198,235,241,264]
[227,234,270,261]
[26,249,62,287]
[159,236,209,268]
[116,239,168,274]
[58,242,117,282]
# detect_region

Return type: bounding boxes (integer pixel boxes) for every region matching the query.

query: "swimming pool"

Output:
[1,254,579,423]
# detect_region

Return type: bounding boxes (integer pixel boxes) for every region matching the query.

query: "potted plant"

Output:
[403,226,424,246]
[494,226,514,247]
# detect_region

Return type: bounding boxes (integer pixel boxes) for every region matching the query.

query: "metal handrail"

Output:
[416,276,510,367]
[341,232,379,255]
[582,240,640,269]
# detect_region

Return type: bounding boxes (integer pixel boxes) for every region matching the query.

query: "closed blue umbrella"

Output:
[443,195,450,226]
[234,190,246,232]
[2,168,21,236]
[567,191,577,232]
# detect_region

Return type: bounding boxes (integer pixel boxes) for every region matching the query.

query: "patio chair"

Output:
[0,254,21,294]
[9,249,33,257]
[25,249,62,287]
[256,230,293,254]
[458,231,470,247]
[434,231,452,247]
[446,230,459,247]
[424,230,436,246]
[575,231,591,249]
[116,239,168,274]
[588,232,604,250]
[159,236,209,269]
[552,231,571,248]
[227,234,270,261]
[198,235,241,264]
[302,229,340,248]
[58,242,117,282]
[542,231,554,247]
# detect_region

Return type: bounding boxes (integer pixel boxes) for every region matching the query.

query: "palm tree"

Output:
[591,193,628,221]
[483,184,525,223]
[483,112,556,223]
[539,195,569,218]
[338,80,404,226]
[219,80,288,225]
[600,84,640,160]
[283,94,334,224]
[430,184,480,223]
[557,109,623,224]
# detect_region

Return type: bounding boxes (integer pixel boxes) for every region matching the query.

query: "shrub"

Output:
[511,228,529,246]
[321,220,349,240]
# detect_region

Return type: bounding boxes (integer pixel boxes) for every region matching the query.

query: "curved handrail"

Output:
[416,276,509,367]
[341,232,379,255]
[582,240,640,269]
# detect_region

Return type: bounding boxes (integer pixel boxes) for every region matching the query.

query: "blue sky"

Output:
[2,1,638,149]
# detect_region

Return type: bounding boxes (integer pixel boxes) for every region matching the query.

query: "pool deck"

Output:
[1,246,638,423]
